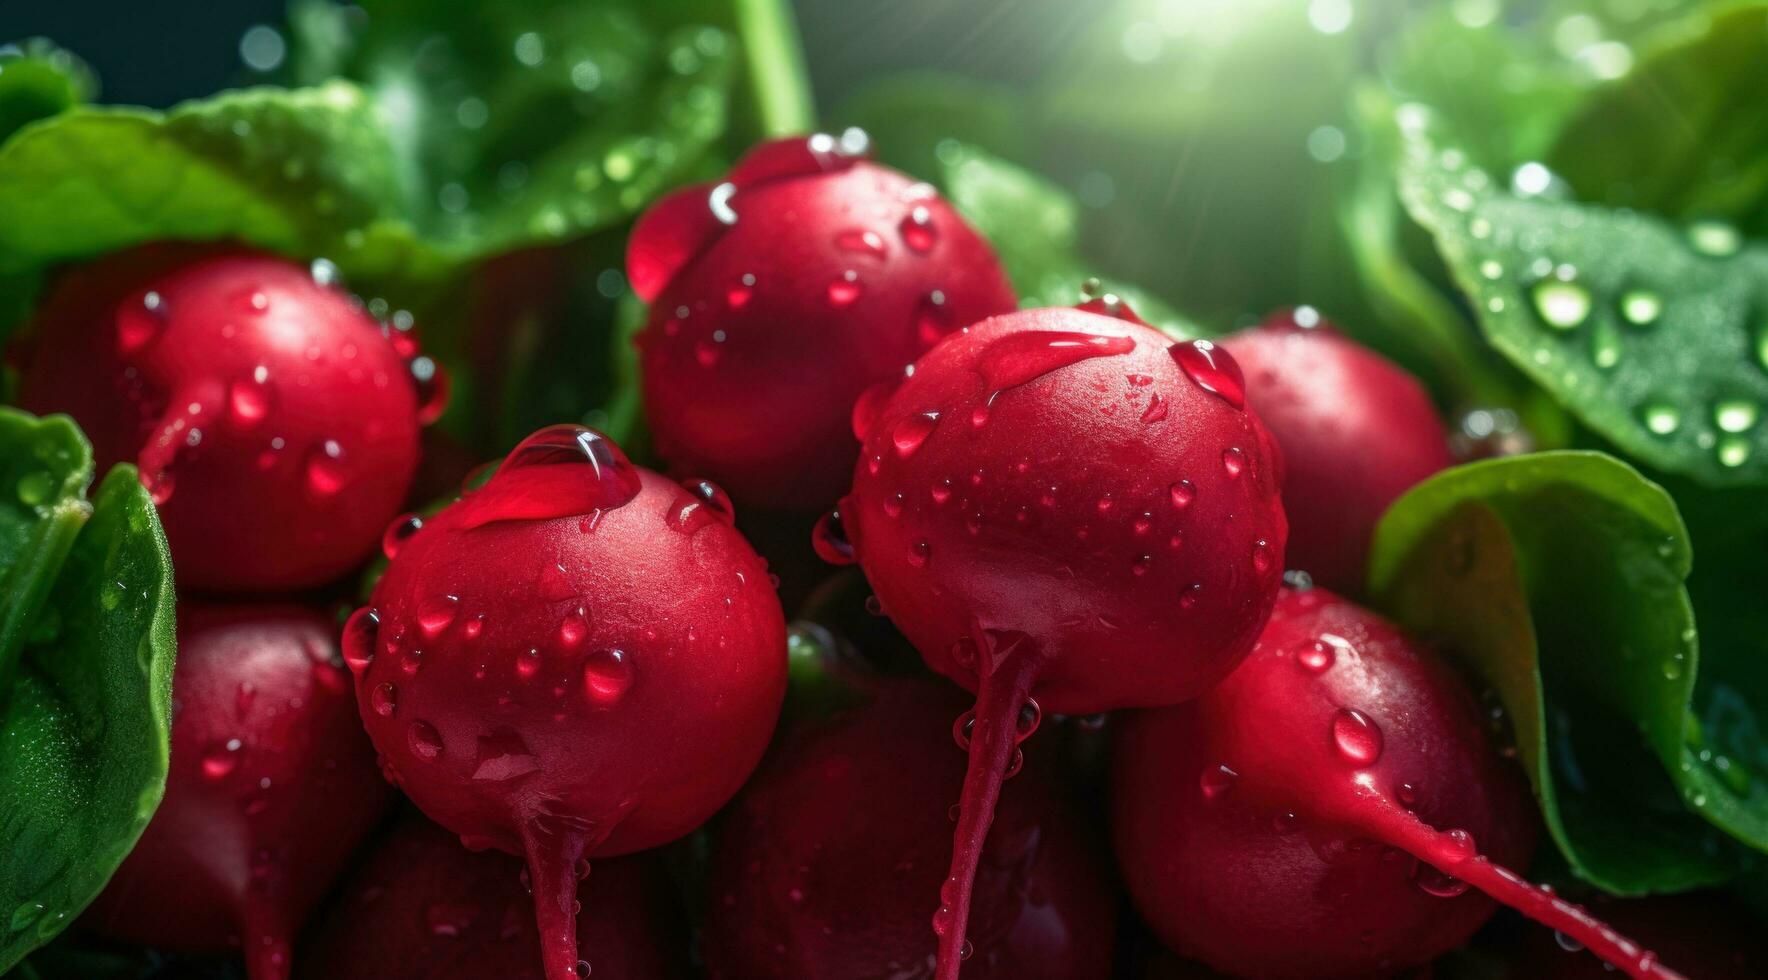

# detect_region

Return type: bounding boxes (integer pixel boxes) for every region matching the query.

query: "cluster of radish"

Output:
[14,131,1689,979]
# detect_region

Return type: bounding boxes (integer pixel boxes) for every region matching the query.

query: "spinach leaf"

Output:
[1369,451,1765,893]
[1550,4,1768,234]
[0,408,176,972]
[934,143,1201,339]
[0,40,96,144]
[1393,104,1768,487]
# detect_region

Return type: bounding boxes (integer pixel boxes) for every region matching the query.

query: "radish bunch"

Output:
[834,300,1288,977]
[345,424,787,980]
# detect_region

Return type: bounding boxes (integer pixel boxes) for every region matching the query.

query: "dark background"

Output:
[0,1,1090,110]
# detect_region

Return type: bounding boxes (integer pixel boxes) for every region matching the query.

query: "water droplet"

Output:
[304,440,349,498]
[557,607,590,649]
[907,540,931,568]
[1200,763,1238,800]
[409,721,443,760]
[726,272,755,309]
[835,228,887,259]
[1015,698,1042,741]
[116,290,169,355]
[892,411,940,457]
[681,478,736,524]
[1640,401,1680,436]
[425,902,475,938]
[1554,931,1586,953]
[1413,862,1470,898]
[1715,399,1758,433]
[1171,340,1247,409]
[1252,539,1274,574]
[201,740,242,780]
[15,471,52,507]
[1331,708,1383,766]
[900,206,937,253]
[517,648,542,681]
[952,709,976,750]
[417,595,459,639]
[974,330,1135,392]
[916,290,951,346]
[460,426,642,527]
[931,479,954,505]
[227,370,274,428]
[383,513,424,559]
[827,271,862,307]
[1179,583,1202,609]
[1590,321,1622,370]
[813,509,856,565]
[1221,447,1246,478]
[1169,480,1196,509]
[582,649,632,705]
[1140,392,1169,423]
[1620,290,1662,326]
[342,608,379,674]
[1531,279,1591,330]
[1688,220,1741,257]
[1396,782,1419,809]
[371,682,397,717]
[411,356,450,424]
[1297,640,1335,674]
[1132,554,1153,576]
[1718,436,1751,468]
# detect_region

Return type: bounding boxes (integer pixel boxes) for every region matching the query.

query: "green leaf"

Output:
[1550,4,1768,234]
[1392,104,1768,487]
[1368,451,1765,893]
[286,0,738,257]
[0,40,97,144]
[0,408,176,972]
[933,142,1202,339]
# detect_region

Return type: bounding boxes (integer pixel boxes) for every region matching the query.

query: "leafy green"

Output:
[835,72,1030,185]
[1369,451,1765,893]
[1392,103,1768,487]
[0,40,96,144]
[0,409,176,972]
[1550,4,1768,233]
[933,143,1201,339]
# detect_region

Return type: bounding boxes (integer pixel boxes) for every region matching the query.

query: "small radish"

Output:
[1219,309,1451,592]
[346,424,787,980]
[628,129,1018,510]
[704,673,1117,979]
[82,604,394,980]
[1112,585,1682,980]
[835,300,1288,977]
[300,814,687,980]
[18,245,442,592]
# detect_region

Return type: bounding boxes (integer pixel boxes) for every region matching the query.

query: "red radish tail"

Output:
[933,636,1041,980]
[1362,797,1686,980]
[239,898,292,980]
[520,820,591,980]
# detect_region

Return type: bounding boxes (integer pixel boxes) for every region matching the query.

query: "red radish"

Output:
[704,675,1117,979]
[1220,309,1452,592]
[1112,585,1682,980]
[628,129,1018,510]
[836,301,1288,977]
[17,245,441,593]
[346,424,787,980]
[300,814,687,980]
[82,604,394,980]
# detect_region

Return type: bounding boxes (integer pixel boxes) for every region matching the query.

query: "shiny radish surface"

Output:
[17,245,440,593]
[837,302,1288,978]
[300,815,687,980]
[704,677,1116,980]
[347,425,787,980]
[83,605,393,980]
[1113,587,1682,980]
[1220,309,1452,592]
[629,130,1018,510]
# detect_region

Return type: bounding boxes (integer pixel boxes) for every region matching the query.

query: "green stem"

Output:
[734,0,816,136]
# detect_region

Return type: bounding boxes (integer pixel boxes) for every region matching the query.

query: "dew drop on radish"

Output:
[1171,339,1247,409]
[383,513,424,559]
[827,271,863,307]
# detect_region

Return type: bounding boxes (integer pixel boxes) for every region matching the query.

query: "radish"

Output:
[703,674,1117,979]
[835,301,1288,977]
[82,603,394,980]
[300,814,687,980]
[346,424,787,980]
[628,129,1018,510]
[1219,308,1451,593]
[17,245,442,593]
[1112,585,1683,980]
